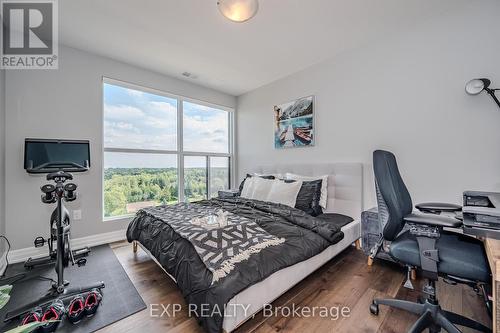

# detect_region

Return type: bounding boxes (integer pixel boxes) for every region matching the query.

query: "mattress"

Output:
[222,219,360,332]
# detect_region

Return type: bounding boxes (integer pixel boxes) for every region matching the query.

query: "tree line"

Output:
[104,168,228,217]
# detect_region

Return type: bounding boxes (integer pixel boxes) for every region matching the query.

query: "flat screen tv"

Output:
[24,138,91,174]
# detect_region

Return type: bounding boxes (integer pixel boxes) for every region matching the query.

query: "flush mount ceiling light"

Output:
[217,0,259,23]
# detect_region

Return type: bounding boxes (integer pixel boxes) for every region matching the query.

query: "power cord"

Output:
[0,235,56,286]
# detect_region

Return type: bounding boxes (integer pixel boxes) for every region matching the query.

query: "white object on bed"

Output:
[286,173,329,209]
[266,179,303,207]
[249,177,275,201]
[240,176,255,198]
[242,177,304,207]
[191,209,229,229]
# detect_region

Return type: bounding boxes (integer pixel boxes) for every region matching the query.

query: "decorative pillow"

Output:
[266,180,303,208]
[249,177,275,201]
[240,177,256,198]
[238,174,275,194]
[292,179,323,216]
[286,173,329,209]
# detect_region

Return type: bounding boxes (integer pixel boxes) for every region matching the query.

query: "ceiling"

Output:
[60,0,464,96]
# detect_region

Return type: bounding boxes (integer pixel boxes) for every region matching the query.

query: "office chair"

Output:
[369,150,491,333]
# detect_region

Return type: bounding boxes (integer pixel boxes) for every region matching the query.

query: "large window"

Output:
[103,79,233,219]
[183,101,229,153]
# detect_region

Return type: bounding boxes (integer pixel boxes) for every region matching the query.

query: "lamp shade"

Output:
[465,78,491,95]
[217,0,259,23]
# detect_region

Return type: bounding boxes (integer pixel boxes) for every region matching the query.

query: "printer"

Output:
[463,191,500,239]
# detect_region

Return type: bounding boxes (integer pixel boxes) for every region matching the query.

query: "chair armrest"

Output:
[404,213,463,228]
[415,202,462,214]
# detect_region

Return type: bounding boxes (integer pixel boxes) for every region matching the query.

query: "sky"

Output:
[103,83,229,168]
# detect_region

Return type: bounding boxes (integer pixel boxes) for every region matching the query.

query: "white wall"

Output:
[237,1,500,212]
[5,46,236,250]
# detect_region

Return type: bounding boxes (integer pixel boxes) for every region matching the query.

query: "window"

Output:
[209,156,229,198]
[183,101,229,153]
[103,83,177,150]
[103,80,233,219]
[104,153,178,217]
[184,156,207,202]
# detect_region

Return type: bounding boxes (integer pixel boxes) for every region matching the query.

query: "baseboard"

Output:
[7,229,127,264]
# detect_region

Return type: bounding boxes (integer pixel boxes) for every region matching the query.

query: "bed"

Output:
[127,163,363,333]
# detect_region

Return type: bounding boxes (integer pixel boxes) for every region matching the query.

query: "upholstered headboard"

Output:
[249,163,363,220]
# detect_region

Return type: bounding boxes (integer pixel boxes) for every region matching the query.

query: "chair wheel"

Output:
[370,302,379,316]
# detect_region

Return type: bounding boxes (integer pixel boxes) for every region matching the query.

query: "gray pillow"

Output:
[285,179,323,216]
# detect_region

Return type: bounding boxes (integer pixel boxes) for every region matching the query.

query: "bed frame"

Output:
[132,162,363,332]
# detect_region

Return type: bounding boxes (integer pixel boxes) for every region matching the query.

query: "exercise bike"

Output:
[24,171,90,272]
[4,139,105,322]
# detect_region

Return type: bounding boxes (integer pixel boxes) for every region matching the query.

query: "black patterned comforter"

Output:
[126,197,344,333]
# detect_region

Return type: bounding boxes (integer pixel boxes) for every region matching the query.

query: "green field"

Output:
[104,168,228,217]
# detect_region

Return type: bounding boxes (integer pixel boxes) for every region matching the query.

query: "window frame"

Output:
[102,77,235,221]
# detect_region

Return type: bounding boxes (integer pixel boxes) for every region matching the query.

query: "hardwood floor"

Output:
[100,242,491,333]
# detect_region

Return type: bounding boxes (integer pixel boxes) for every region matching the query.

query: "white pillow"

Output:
[250,177,275,201]
[240,177,256,198]
[286,173,329,209]
[266,180,303,208]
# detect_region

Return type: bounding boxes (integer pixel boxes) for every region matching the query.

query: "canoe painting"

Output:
[274,96,314,149]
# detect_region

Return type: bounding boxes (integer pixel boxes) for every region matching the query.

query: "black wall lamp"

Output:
[465,78,500,109]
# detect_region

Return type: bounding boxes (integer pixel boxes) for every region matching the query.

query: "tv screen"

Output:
[24,139,91,173]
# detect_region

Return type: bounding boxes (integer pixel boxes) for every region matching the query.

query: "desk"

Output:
[483,237,500,333]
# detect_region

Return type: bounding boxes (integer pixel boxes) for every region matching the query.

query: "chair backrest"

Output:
[373,150,413,241]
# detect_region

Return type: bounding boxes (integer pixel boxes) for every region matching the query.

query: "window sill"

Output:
[103,214,134,223]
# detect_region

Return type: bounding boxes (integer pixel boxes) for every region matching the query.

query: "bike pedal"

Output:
[76,258,87,267]
[34,236,46,248]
